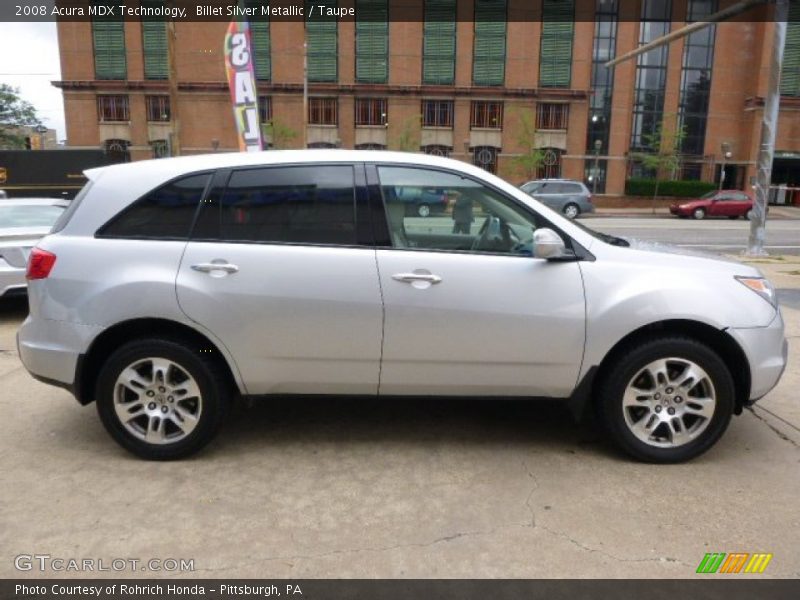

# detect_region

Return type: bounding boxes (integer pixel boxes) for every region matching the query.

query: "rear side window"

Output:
[563,183,583,194]
[98,173,210,239]
[192,165,357,245]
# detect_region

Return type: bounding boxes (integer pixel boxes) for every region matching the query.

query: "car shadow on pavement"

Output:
[211,395,615,459]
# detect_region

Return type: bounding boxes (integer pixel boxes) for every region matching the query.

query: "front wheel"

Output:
[417,203,431,218]
[693,208,706,220]
[598,337,735,463]
[95,338,230,460]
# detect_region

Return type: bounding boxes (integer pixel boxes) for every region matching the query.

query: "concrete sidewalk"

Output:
[587,205,800,219]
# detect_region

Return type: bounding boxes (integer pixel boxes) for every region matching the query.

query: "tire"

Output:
[95,338,230,460]
[728,215,739,220]
[746,209,754,220]
[692,208,706,220]
[417,203,431,218]
[598,336,735,463]
[563,203,580,219]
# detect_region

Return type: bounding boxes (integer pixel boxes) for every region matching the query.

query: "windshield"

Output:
[700,191,717,199]
[0,205,65,228]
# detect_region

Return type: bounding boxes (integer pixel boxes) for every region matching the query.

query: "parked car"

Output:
[669,190,754,220]
[520,179,595,219]
[0,198,68,299]
[18,151,786,462]
[393,186,449,217]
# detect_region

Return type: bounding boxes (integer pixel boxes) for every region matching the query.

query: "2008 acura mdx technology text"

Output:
[17,151,787,462]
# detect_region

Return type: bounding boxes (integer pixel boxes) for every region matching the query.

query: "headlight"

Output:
[679,204,691,209]
[735,276,777,307]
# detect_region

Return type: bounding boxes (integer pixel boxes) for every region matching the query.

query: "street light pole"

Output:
[593,139,602,195]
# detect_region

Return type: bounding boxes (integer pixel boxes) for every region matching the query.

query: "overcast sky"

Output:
[0,22,66,140]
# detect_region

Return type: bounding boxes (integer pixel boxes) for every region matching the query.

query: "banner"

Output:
[223,19,263,152]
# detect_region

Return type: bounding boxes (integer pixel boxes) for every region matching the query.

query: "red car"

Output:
[669,190,754,220]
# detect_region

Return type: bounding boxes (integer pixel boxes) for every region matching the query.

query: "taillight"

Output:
[26,248,57,280]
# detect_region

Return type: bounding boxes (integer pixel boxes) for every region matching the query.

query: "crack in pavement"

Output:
[747,407,800,448]
[522,459,538,528]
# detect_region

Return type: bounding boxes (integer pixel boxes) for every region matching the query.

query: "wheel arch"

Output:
[571,319,751,420]
[75,318,243,405]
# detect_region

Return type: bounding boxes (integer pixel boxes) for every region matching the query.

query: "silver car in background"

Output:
[0,198,68,299]
[521,179,595,219]
[17,151,786,463]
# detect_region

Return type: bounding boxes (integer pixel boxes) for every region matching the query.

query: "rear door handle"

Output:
[191,262,239,274]
[392,272,442,284]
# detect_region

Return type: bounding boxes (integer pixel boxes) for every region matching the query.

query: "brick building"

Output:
[54,0,800,195]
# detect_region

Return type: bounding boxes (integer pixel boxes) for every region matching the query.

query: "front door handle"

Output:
[191,261,239,274]
[392,272,442,284]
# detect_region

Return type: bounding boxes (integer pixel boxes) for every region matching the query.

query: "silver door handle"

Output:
[392,273,442,284]
[191,262,239,274]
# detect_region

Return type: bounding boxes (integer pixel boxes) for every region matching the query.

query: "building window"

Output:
[306,0,338,82]
[422,100,454,128]
[356,0,388,83]
[355,143,386,150]
[97,95,130,122]
[540,0,575,88]
[423,145,451,157]
[470,101,503,129]
[103,139,131,162]
[309,97,338,125]
[538,148,563,179]
[92,18,126,79]
[258,96,272,124]
[678,0,717,157]
[150,139,169,158]
[586,0,619,193]
[782,2,800,96]
[630,0,672,151]
[355,98,387,126]
[141,1,167,79]
[472,0,507,86]
[308,142,338,148]
[145,96,170,122]
[246,1,272,81]
[472,146,498,174]
[422,0,456,85]
[536,103,569,130]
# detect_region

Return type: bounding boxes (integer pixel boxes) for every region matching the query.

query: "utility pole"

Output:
[167,18,181,156]
[303,39,308,148]
[748,0,789,256]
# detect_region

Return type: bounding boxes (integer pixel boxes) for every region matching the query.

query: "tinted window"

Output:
[536,182,562,194]
[194,166,356,245]
[563,183,583,194]
[0,205,65,228]
[99,174,210,239]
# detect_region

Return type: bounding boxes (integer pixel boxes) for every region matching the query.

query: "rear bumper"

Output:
[17,315,103,397]
[727,310,788,402]
[0,264,26,298]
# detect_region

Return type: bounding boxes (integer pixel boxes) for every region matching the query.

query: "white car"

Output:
[17,151,787,462]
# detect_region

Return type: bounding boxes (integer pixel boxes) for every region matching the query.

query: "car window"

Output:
[562,183,583,194]
[99,173,210,239]
[536,182,561,194]
[734,193,749,201]
[0,205,65,228]
[378,166,549,256]
[193,165,357,246]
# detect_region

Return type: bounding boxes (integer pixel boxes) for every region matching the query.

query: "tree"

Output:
[0,84,42,149]
[629,120,686,213]
[262,118,297,149]
[511,108,546,181]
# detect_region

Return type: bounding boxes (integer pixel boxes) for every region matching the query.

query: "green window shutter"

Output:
[356,0,388,83]
[306,0,338,82]
[423,0,456,84]
[472,0,506,86]
[782,2,800,96]
[92,20,126,80]
[540,0,574,88]
[246,1,271,81]
[141,1,166,79]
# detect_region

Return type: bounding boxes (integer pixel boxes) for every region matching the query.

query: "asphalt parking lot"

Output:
[1,259,799,579]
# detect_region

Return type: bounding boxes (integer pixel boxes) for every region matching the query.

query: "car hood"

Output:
[614,237,760,276]
[671,199,705,207]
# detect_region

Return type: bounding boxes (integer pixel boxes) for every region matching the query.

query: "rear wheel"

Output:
[417,203,431,218]
[728,215,739,220]
[692,207,706,220]
[746,209,754,220]
[95,338,230,460]
[563,203,580,219]
[598,337,735,463]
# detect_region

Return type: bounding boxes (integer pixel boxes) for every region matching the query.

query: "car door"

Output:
[175,164,383,395]
[711,193,733,216]
[371,165,586,398]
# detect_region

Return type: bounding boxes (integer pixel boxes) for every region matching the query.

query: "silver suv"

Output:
[18,151,787,462]
[521,179,595,219]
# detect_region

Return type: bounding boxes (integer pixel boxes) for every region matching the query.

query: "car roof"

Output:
[84,150,494,182]
[0,198,69,207]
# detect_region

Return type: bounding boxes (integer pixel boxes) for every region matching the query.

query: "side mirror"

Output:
[533,228,567,260]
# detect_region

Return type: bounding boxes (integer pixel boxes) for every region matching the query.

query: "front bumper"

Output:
[727,309,788,402]
[669,206,689,216]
